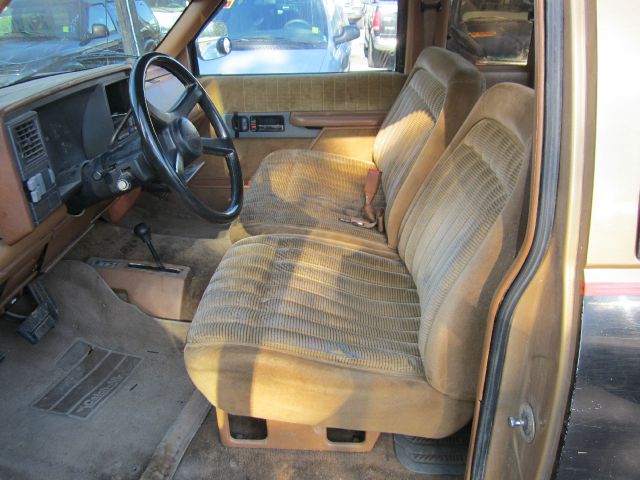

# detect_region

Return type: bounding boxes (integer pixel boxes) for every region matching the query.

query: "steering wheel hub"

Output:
[172,117,203,161]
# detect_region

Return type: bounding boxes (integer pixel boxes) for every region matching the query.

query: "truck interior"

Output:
[0,0,590,479]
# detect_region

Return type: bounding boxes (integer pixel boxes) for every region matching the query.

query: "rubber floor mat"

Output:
[33,339,141,419]
[393,424,470,475]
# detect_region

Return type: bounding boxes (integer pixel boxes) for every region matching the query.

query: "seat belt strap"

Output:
[338,169,385,233]
[362,169,384,232]
[364,169,382,206]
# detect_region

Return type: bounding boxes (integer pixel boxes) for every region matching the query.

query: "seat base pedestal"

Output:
[216,409,380,452]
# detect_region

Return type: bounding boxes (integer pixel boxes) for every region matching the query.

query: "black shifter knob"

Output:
[134,222,152,243]
[134,223,165,269]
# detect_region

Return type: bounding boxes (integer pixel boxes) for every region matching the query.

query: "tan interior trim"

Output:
[202,73,407,114]
[290,111,387,128]
[405,0,451,71]
[156,0,224,58]
[89,258,193,321]
[464,0,545,476]
[0,115,35,245]
[105,188,142,224]
[216,409,380,452]
[434,0,451,47]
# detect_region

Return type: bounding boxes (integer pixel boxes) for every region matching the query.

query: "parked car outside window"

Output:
[196,0,361,75]
[0,0,184,88]
[361,0,397,69]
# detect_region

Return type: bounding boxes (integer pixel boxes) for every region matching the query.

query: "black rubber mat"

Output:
[393,424,470,476]
[33,339,141,419]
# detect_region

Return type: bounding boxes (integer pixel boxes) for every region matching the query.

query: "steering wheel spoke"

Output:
[170,83,203,117]
[174,151,184,178]
[202,137,235,156]
[147,102,175,128]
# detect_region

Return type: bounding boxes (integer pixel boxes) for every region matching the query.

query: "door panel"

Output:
[191,72,405,209]
[202,72,406,114]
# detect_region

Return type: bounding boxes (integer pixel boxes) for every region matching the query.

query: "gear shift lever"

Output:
[134,223,165,270]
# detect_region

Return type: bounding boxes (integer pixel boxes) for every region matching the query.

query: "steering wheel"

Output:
[129,53,242,223]
[284,19,312,29]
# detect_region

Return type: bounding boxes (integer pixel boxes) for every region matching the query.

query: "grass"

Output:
[0,15,11,35]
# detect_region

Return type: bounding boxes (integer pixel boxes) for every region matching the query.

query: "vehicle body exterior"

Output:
[361,0,397,68]
[197,0,359,75]
[0,0,161,88]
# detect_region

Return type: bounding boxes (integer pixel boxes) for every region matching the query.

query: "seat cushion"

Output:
[229,48,485,249]
[185,234,473,437]
[228,149,389,252]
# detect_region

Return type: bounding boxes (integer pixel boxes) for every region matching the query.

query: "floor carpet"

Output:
[0,261,195,480]
[65,219,230,320]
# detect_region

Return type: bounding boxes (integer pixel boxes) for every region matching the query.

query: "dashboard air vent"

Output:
[13,117,45,166]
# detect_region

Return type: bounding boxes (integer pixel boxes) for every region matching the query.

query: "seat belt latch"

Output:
[339,169,385,233]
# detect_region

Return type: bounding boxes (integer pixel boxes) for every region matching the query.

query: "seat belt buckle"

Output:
[339,216,367,227]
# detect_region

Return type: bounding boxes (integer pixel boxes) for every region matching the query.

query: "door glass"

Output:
[447,0,534,66]
[195,0,400,75]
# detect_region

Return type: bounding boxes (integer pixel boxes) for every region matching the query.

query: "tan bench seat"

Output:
[186,84,535,438]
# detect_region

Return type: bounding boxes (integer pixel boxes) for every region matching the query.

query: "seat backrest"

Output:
[397,83,535,401]
[374,47,485,248]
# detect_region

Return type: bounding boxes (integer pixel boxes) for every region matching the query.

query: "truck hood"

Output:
[0,37,81,66]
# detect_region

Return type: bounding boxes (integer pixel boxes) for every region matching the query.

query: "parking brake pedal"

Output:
[16,278,58,344]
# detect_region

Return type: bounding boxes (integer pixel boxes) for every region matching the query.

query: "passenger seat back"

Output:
[374,47,485,247]
[397,83,535,401]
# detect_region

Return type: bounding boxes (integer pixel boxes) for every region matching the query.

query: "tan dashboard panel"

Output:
[0,206,66,309]
[0,111,35,244]
[0,64,130,246]
[202,73,407,114]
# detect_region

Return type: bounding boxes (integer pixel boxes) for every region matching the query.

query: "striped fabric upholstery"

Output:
[398,117,529,398]
[373,68,445,212]
[189,235,423,375]
[186,84,534,437]
[229,48,484,248]
[230,149,386,246]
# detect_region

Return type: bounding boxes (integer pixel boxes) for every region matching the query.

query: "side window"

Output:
[195,0,400,75]
[447,0,534,66]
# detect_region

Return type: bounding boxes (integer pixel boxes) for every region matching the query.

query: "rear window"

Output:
[447,0,534,66]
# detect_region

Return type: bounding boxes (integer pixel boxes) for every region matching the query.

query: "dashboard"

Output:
[0,65,146,240]
[0,64,159,310]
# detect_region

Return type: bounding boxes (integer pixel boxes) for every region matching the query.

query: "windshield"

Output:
[209,0,329,48]
[0,0,190,88]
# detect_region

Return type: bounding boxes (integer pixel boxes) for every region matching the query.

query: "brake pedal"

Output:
[16,278,58,344]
